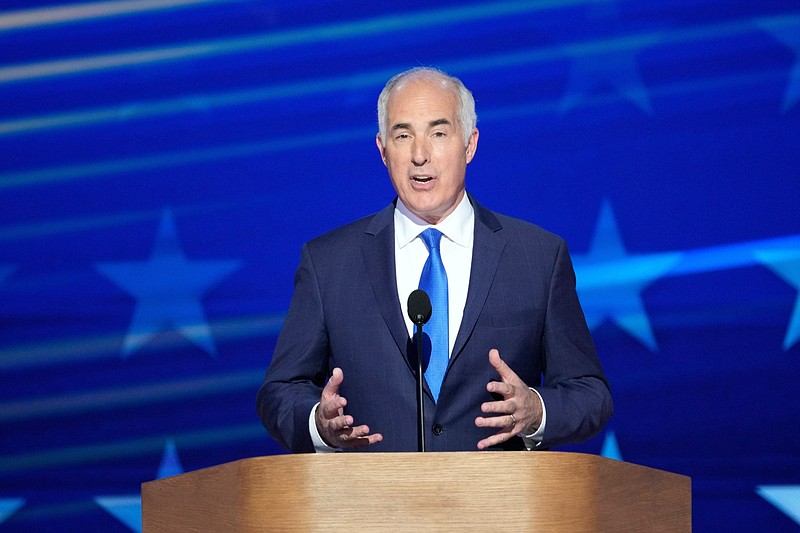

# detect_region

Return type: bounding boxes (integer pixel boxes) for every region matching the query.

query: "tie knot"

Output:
[420,228,443,252]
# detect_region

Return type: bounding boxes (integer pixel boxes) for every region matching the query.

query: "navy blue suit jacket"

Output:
[257,196,612,452]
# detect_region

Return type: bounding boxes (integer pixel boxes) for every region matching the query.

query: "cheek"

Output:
[385,151,405,172]
[440,159,465,184]
[388,165,409,193]
[388,162,405,180]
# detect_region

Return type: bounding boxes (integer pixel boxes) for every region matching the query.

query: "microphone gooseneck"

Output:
[407,289,431,452]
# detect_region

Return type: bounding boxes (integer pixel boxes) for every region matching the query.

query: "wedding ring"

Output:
[509,413,516,427]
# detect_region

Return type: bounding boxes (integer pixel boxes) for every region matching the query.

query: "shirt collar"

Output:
[394,192,474,249]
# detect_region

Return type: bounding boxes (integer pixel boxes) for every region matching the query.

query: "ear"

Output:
[375,133,387,166]
[465,128,479,164]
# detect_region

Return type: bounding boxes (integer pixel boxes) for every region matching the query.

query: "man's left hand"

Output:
[475,348,542,450]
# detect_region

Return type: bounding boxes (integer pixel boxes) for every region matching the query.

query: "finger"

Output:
[353,433,384,447]
[319,368,348,421]
[480,398,514,414]
[475,415,516,450]
[336,426,384,448]
[318,412,351,448]
[319,395,348,420]
[326,412,354,431]
[475,414,516,429]
[476,431,512,450]
[488,349,518,383]
[486,380,516,399]
[338,424,372,440]
[342,432,384,449]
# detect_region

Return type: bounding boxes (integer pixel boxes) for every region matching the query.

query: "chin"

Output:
[409,204,442,221]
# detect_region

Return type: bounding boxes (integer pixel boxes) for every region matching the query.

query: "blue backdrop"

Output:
[1,0,799,531]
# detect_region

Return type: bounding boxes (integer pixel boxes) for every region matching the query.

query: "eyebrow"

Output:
[429,118,452,128]
[390,118,453,132]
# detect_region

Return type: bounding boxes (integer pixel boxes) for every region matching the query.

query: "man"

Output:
[257,67,612,453]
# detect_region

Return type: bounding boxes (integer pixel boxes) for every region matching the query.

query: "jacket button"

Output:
[432,424,443,436]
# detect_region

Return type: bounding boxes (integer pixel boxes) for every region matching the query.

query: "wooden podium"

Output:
[141,452,690,532]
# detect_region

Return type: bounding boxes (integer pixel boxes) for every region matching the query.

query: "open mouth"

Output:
[412,175,434,183]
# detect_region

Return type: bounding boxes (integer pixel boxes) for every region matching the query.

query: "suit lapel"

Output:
[450,197,505,364]
[361,202,415,371]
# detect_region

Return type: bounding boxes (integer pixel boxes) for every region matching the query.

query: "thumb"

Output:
[323,367,344,398]
[488,349,514,382]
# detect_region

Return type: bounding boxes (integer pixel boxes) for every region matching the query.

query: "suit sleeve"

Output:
[256,243,330,453]
[534,239,613,448]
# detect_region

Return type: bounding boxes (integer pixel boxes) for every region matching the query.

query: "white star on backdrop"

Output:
[95,439,184,532]
[755,248,800,350]
[601,429,623,461]
[0,499,24,526]
[757,485,800,526]
[559,47,655,114]
[756,15,800,113]
[556,1,658,115]
[96,208,241,357]
[573,201,683,351]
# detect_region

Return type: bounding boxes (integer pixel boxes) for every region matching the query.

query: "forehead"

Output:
[386,79,459,123]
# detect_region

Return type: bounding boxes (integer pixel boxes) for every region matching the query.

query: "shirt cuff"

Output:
[309,402,341,453]
[520,388,547,450]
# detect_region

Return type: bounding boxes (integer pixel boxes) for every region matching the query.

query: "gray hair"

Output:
[377,67,477,147]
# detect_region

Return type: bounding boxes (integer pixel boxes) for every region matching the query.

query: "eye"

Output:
[432,131,447,138]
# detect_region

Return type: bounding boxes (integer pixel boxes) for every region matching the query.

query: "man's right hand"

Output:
[315,367,383,449]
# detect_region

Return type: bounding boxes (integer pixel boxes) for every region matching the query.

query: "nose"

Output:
[411,138,430,166]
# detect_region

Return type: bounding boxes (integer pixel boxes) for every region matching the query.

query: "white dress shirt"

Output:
[394,192,473,353]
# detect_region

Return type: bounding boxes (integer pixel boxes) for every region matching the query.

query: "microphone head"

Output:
[407,289,432,325]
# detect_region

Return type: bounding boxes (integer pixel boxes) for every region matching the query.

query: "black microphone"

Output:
[407,289,431,452]
[408,289,432,325]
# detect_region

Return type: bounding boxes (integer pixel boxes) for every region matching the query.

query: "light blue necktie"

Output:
[418,228,449,403]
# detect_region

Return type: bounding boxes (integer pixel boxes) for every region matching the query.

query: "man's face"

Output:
[376,78,478,225]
